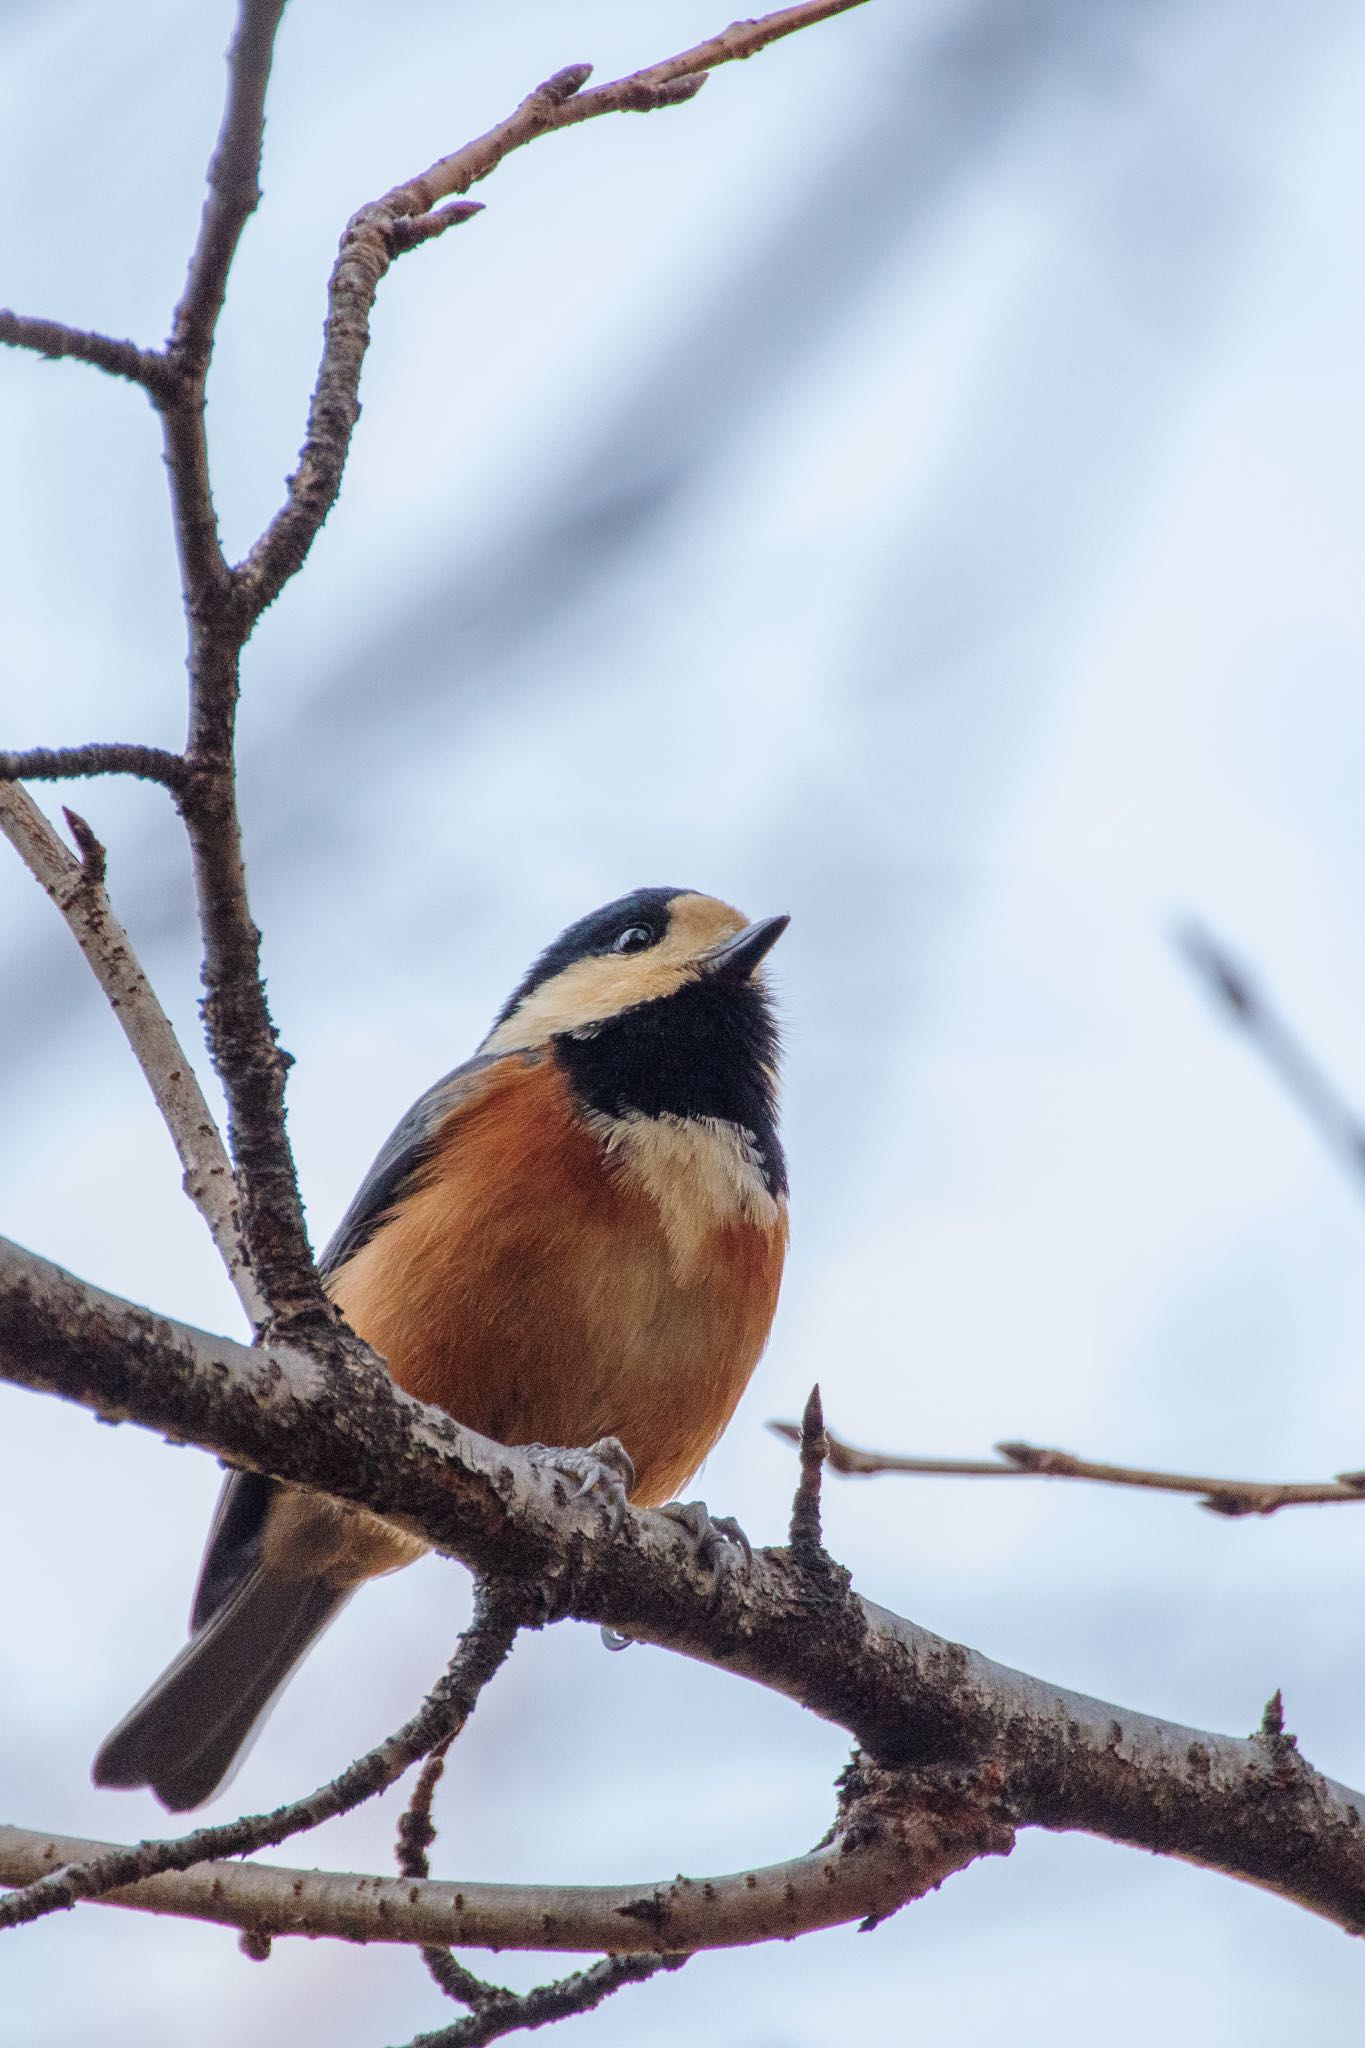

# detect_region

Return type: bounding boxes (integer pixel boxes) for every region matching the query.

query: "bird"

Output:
[92,887,789,1810]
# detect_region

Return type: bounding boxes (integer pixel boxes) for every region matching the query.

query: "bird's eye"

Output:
[612,924,654,954]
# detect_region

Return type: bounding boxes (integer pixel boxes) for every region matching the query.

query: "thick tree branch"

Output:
[0,309,167,391]
[0,786,262,1323]
[0,1776,1001,1953]
[5,1232,1365,1937]
[769,1420,1365,1518]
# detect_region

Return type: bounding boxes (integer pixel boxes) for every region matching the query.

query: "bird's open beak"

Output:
[698,914,790,981]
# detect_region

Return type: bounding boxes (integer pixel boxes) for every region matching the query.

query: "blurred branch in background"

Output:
[769,1420,1365,1518]
[1177,920,1365,1192]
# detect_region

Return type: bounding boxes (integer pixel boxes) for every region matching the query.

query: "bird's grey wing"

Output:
[316,1051,506,1278]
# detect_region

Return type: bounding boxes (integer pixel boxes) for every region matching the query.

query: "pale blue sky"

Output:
[4,2,1365,2042]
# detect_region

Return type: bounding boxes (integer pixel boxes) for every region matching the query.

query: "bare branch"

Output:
[79,2,323,1332]
[0,1782,998,1953]
[239,0,872,619]
[769,1419,1365,1519]
[0,744,187,789]
[0,786,262,1323]
[7,1233,1365,1936]
[404,1956,688,2048]
[548,0,872,133]
[169,0,290,369]
[390,1748,688,2039]
[1177,920,1365,1193]
[175,757,327,1329]
[0,1582,520,1932]
[396,1740,506,2009]
[0,309,167,392]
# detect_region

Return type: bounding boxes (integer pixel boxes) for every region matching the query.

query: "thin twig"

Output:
[0,744,187,790]
[0,1583,520,1934]
[169,0,290,368]
[1177,921,1365,1190]
[788,1383,828,1554]
[768,1420,1365,1518]
[396,1739,504,2009]
[400,1954,689,2048]
[0,309,167,392]
[0,784,262,1323]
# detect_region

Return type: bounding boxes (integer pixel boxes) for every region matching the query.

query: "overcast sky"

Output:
[5,2,1365,2043]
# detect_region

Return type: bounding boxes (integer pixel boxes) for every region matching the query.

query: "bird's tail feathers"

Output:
[92,1568,352,1812]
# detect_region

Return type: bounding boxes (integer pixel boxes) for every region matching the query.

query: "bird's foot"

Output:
[657,1498,752,1608]
[599,1500,751,1651]
[522,1436,636,1536]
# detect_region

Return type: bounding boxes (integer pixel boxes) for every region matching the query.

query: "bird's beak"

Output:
[698,914,790,982]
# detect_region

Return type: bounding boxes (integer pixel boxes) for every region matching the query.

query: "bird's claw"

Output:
[522,1436,636,1535]
[657,1498,752,1606]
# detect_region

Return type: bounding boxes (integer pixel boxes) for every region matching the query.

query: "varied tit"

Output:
[93,888,789,1810]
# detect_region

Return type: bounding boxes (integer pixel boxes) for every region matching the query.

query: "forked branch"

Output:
[5,1233,1365,1942]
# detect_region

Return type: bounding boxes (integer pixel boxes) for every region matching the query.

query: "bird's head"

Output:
[482,888,788,1193]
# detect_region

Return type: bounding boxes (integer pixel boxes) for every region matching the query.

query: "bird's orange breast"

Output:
[327,1054,786,1507]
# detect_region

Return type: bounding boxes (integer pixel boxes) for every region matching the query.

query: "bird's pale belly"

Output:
[327,1056,786,1509]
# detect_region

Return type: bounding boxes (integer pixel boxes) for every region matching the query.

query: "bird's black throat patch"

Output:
[554,974,787,1195]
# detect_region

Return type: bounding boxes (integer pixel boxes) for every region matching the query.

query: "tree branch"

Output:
[787,1383,828,1555]
[0,1775,1001,1953]
[397,1739,508,2009]
[402,1955,688,2048]
[0,786,262,1323]
[144,0,331,1334]
[769,1420,1365,1518]
[6,1232,1365,1938]
[391,1737,687,2035]
[169,0,290,369]
[0,744,187,789]
[0,309,167,392]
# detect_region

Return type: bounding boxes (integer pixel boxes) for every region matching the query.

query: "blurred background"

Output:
[5,0,1365,2040]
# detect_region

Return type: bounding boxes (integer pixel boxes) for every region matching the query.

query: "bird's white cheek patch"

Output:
[589,1110,781,1280]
